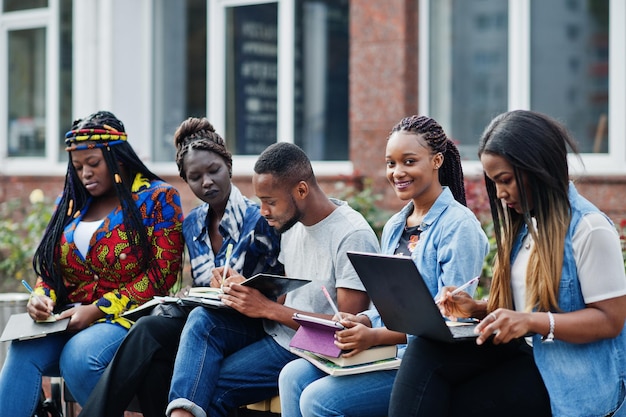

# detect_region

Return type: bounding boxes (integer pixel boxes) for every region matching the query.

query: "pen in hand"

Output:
[221,243,233,291]
[321,285,342,321]
[21,279,53,316]
[435,276,480,305]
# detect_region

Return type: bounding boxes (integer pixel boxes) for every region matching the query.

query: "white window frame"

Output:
[420,0,626,177]
[0,1,62,175]
[208,0,352,176]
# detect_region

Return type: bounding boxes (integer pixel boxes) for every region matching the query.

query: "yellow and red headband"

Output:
[64,124,128,151]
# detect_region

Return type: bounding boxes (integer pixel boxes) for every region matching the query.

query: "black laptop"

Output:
[347,251,478,343]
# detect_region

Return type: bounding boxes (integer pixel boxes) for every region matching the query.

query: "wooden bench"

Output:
[243,396,281,414]
[50,376,281,416]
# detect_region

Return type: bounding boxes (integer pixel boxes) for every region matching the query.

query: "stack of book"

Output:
[290,344,400,376]
[289,313,401,376]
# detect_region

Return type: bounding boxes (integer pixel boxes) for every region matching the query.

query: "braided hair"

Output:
[33,111,161,305]
[389,115,467,206]
[173,117,232,181]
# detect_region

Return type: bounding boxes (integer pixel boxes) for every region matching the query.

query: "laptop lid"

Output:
[347,251,477,343]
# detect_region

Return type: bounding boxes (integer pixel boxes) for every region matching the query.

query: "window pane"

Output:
[153,0,207,162]
[58,0,73,160]
[429,0,508,160]
[7,28,46,157]
[225,3,278,155]
[294,0,349,161]
[530,0,609,153]
[3,0,47,12]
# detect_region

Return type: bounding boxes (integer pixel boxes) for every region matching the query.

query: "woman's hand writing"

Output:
[26,294,55,322]
[211,268,245,288]
[437,286,478,320]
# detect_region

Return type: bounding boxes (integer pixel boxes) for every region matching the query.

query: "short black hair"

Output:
[254,142,314,187]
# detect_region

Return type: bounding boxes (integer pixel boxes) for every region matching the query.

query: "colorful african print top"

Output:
[35,178,184,329]
[184,185,283,286]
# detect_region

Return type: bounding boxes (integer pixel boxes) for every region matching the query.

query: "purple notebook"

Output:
[289,313,345,357]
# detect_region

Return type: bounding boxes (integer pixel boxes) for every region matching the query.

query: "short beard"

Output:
[276,211,301,234]
[276,195,302,233]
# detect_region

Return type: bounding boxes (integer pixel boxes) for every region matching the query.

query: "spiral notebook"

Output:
[347,251,478,343]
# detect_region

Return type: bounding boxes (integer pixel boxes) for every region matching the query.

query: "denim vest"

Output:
[512,183,626,417]
[379,187,489,348]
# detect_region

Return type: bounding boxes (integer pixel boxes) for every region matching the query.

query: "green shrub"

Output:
[332,178,393,238]
[0,190,52,291]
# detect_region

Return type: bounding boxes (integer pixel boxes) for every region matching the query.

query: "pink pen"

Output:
[321,285,341,319]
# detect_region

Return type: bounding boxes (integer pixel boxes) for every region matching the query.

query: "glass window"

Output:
[219,0,349,160]
[153,0,207,162]
[530,0,609,153]
[294,0,349,161]
[7,27,46,157]
[428,0,509,160]
[3,0,47,12]
[225,3,279,155]
[58,0,73,159]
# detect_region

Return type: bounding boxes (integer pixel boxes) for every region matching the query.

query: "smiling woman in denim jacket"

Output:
[390,110,626,417]
[278,115,489,417]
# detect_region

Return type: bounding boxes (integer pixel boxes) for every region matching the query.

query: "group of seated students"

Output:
[1,109,625,417]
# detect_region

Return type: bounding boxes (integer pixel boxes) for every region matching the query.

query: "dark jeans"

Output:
[78,310,188,417]
[389,337,552,417]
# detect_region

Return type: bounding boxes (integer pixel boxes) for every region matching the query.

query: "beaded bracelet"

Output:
[542,311,555,343]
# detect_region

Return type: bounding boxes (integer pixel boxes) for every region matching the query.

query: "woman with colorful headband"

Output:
[0,110,184,416]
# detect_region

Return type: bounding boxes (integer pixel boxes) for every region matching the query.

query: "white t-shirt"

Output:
[74,220,103,257]
[512,213,626,311]
[263,201,380,349]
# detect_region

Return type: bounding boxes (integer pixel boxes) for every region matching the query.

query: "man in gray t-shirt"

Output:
[166,143,380,417]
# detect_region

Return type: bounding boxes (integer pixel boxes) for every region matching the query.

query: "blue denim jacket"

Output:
[184,185,283,286]
[363,187,489,353]
[513,183,626,417]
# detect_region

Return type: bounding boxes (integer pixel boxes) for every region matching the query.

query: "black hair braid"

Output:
[32,164,91,305]
[391,115,467,206]
[173,118,232,181]
[101,146,151,273]
[439,139,466,206]
[71,110,125,132]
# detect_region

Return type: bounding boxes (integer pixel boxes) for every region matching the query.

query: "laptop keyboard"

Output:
[449,323,478,339]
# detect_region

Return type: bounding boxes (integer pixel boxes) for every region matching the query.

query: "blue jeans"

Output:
[279,358,397,417]
[0,322,127,417]
[167,306,297,417]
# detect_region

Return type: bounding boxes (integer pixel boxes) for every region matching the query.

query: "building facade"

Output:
[1,0,625,222]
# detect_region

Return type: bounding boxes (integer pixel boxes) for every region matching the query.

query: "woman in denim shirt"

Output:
[391,110,626,417]
[278,115,489,417]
